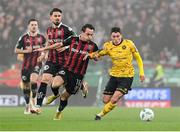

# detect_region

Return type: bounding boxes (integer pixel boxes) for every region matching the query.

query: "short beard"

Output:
[54,22,60,26]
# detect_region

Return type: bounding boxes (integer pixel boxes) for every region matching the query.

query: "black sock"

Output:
[51,86,59,96]
[31,83,37,98]
[37,82,47,106]
[58,99,68,112]
[23,89,30,104]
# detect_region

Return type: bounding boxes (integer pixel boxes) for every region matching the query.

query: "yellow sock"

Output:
[97,101,117,117]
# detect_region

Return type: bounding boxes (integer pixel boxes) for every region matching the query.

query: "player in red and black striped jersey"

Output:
[46,22,74,65]
[46,24,98,120]
[63,36,98,75]
[35,8,76,110]
[14,19,46,114]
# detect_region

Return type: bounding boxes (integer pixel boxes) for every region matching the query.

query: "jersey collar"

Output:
[52,22,62,28]
[112,38,123,46]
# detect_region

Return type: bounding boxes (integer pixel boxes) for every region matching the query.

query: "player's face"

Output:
[81,28,94,41]
[50,12,62,26]
[28,21,38,33]
[111,32,122,45]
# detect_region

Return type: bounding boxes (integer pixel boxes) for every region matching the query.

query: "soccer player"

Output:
[34,8,76,112]
[90,27,145,120]
[14,18,46,114]
[34,24,98,119]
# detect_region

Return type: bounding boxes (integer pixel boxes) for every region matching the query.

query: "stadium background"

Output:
[0,0,180,108]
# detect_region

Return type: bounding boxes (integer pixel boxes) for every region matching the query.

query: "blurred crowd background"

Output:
[0,0,180,88]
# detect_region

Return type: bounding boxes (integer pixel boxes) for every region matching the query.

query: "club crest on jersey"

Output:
[122,45,126,50]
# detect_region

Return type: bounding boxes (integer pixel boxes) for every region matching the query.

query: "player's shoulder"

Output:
[70,35,78,40]
[61,23,73,31]
[89,40,98,50]
[18,33,28,41]
[123,39,136,47]
[64,35,78,43]
[124,39,135,45]
[46,25,52,30]
[103,41,112,47]
[37,33,45,38]
[89,40,97,46]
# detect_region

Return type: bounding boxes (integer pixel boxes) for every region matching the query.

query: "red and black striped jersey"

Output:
[16,33,46,70]
[46,23,76,65]
[63,36,98,76]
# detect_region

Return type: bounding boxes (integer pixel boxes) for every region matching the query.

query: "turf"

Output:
[0,107,180,131]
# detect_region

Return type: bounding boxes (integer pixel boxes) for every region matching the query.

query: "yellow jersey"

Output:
[97,39,144,77]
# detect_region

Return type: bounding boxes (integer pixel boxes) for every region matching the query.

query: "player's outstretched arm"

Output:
[56,46,69,52]
[34,42,63,52]
[14,46,33,54]
[133,52,145,82]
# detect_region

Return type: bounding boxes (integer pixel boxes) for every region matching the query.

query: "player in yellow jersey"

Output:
[89,27,145,120]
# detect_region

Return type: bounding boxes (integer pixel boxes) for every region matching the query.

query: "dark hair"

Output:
[81,24,95,32]
[111,27,121,34]
[50,8,62,16]
[28,18,38,25]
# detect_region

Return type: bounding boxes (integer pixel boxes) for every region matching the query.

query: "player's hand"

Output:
[140,75,145,82]
[44,53,48,60]
[54,42,63,49]
[26,46,33,53]
[81,81,89,98]
[90,52,100,59]
[83,52,99,60]
[56,46,68,52]
[83,54,89,60]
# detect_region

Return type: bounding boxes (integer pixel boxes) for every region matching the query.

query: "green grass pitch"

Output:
[0,107,180,131]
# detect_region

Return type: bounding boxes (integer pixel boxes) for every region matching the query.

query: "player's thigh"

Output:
[103,94,112,104]
[103,76,117,95]
[65,72,83,95]
[110,90,124,104]
[52,75,64,88]
[116,77,133,94]
[30,73,39,83]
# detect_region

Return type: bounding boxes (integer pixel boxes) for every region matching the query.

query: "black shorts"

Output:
[57,68,84,94]
[103,76,133,95]
[21,65,41,83]
[43,61,63,77]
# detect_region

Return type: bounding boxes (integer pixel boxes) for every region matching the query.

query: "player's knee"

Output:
[31,79,37,84]
[30,74,38,82]
[30,77,38,83]
[41,75,51,84]
[103,98,110,104]
[52,81,61,88]
[52,76,64,88]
